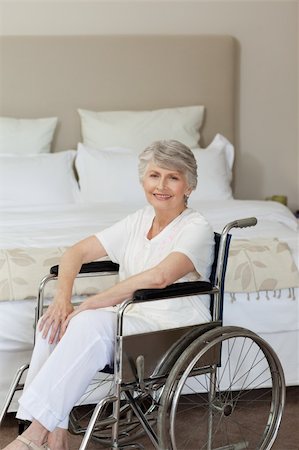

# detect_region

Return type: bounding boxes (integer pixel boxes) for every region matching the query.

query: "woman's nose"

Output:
[156,178,166,190]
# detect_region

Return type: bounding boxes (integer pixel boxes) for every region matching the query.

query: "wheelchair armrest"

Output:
[133,280,214,302]
[50,261,120,276]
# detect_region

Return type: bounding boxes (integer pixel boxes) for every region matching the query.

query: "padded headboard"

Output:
[0,35,236,151]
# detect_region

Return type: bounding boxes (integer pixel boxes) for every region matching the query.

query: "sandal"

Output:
[16,436,49,450]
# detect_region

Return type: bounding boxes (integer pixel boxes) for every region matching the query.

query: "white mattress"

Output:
[0,199,298,410]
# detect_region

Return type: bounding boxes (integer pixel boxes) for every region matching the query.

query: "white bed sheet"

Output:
[0,199,297,250]
[0,199,298,411]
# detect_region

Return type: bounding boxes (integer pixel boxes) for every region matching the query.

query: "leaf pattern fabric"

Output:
[0,238,298,301]
[0,247,117,301]
[226,238,299,294]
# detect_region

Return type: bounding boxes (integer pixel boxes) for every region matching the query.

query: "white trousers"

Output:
[16,302,201,432]
[17,309,117,431]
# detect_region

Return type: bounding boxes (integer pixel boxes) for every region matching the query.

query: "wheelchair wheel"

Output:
[158,326,285,450]
[69,372,162,446]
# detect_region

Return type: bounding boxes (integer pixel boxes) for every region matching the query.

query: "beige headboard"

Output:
[0,35,236,151]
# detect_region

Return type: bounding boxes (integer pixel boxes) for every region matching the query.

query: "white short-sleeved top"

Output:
[95,206,215,333]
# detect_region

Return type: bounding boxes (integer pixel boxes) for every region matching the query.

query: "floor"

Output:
[0,386,298,450]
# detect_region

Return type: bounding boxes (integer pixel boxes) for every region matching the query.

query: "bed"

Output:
[0,35,298,412]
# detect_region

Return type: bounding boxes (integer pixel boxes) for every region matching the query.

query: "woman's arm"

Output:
[60,251,194,339]
[39,235,107,343]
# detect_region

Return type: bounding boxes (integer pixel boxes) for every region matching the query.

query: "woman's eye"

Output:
[170,176,179,180]
[150,173,158,178]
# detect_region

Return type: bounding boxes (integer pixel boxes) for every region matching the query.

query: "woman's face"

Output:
[142,162,191,213]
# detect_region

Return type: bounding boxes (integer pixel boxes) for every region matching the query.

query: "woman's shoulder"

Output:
[181,208,214,239]
[184,208,212,227]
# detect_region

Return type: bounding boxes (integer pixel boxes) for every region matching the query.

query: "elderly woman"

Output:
[5,140,214,450]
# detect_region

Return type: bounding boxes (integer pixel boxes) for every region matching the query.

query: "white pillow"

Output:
[0,116,58,154]
[76,136,234,206]
[0,151,79,207]
[78,106,204,151]
[189,134,234,205]
[75,143,145,205]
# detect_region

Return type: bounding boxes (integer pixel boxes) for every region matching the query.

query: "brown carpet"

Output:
[0,386,298,450]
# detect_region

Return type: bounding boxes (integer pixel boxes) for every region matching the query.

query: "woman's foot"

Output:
[3,421,48,450]
[47,427,69,450]
[3,436,48,450]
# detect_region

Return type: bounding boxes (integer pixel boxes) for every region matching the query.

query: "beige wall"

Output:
[0,0,298,211]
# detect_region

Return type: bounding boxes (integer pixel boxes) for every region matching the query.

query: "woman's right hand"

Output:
[38,298,74,344]
[37,236,107,344]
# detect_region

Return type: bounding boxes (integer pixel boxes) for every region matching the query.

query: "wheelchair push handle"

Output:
[222,217,257,234]
[234,217,257,228]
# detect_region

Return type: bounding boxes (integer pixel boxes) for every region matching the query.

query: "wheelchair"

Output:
[0,217,285,450]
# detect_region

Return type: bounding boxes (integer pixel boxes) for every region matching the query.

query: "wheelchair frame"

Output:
[0,218,286,450]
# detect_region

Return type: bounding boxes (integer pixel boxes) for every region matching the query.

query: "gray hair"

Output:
[138,140,197,190]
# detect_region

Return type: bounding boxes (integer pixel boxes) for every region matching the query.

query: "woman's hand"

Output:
[39,298,74,344]
[59,296,99,340]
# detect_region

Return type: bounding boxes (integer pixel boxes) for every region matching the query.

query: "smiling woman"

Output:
[3,139,215,450]
[143,163,191,235]
[138,140,198,190]
[139,140,197,238]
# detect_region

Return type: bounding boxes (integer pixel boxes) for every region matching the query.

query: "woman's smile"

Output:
[153,192,173,201]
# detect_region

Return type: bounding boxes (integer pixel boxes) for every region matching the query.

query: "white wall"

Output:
[0,0,298,211]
